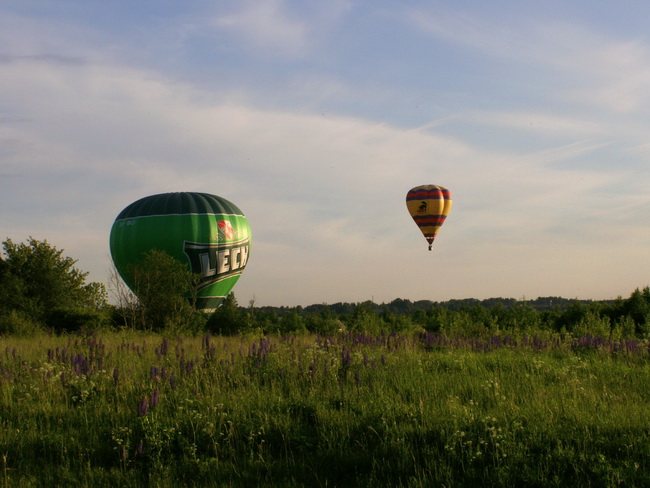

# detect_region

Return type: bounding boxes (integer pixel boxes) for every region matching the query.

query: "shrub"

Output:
[442,311,486,337]
[46,307,111,333]
[206,293,247,335]
[0,310,42,336]
[572,311,612,339]
[278,309,307,334]
[610,315,636,341]
[347,302,383,334]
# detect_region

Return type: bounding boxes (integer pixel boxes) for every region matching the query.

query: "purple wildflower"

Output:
[341,346,352,368]
[150,389,159,408]
[202,333,211,350]
[138,396,148,417]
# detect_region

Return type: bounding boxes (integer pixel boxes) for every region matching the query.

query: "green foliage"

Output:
[206,293,247,335]
[620,287,650,338]
[278,309,307,334]
[573,311,612,339]
[494,302,542,331]
[0,309,42,335]
[414,307,450,332]
[611,315,637,341]
[0,237,107,331]
[305,306,344,335]
[347,301,383,334]
[241,287,650,339]
[46,306,112,333]
[381,310,416,333]
[128,249,202,331]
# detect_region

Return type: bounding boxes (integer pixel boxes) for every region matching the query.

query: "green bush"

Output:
[46,307,111,333]
[0,310,42,336]
[442,310,486,337]
[347,301,383,334]
[572,311,612,339]
[610,315,636,341]
[206,293,247,335]
[278,309,307,334]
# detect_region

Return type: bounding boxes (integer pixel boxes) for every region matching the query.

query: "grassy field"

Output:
[0,330,648,487]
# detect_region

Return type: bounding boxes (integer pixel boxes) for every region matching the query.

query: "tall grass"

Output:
[0,331,648,487]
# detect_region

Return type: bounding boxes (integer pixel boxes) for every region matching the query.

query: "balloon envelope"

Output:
[406,185,452,250]
[109,192,251,312]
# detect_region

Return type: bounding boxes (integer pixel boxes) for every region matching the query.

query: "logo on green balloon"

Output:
[183,239,250,287]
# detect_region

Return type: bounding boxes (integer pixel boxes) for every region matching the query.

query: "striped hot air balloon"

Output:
[406,185,452,250]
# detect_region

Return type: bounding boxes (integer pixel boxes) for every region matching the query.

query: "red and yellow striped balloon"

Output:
[406,185,452,250]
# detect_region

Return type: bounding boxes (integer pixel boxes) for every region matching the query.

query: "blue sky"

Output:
[1,1,649,306]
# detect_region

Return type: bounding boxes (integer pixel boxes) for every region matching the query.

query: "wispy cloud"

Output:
[462,111,606,138]
[213,0,311,57]
[407,7,650,113]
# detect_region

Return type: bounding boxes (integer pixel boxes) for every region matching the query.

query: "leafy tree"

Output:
[572,311,612,339]
[387,298,413,314]
[552,300,589,333]
[611,315,636,340]
[206,293,247,335]
[305,306,345,335]
[253,308,280,334]
[279,309,307,334]
[443,310,486,337]
[348,301,383,334]
[381,310,416,333]
[494,302,542,331]
[127,249,202,331]
[417,307,450,333]
[619,287,650,338]
[0,237,107,330]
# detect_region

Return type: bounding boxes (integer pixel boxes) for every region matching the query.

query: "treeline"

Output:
[1,237,649,339]
[260,296,589,316]
[214,288,650,340]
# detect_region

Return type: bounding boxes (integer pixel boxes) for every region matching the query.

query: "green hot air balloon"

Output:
[110,192,251,312]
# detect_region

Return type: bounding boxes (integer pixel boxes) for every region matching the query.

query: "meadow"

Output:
[0,330,648,487]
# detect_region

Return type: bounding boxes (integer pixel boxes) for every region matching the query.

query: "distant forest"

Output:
[255,295,601,316]
[218,288,649,339]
